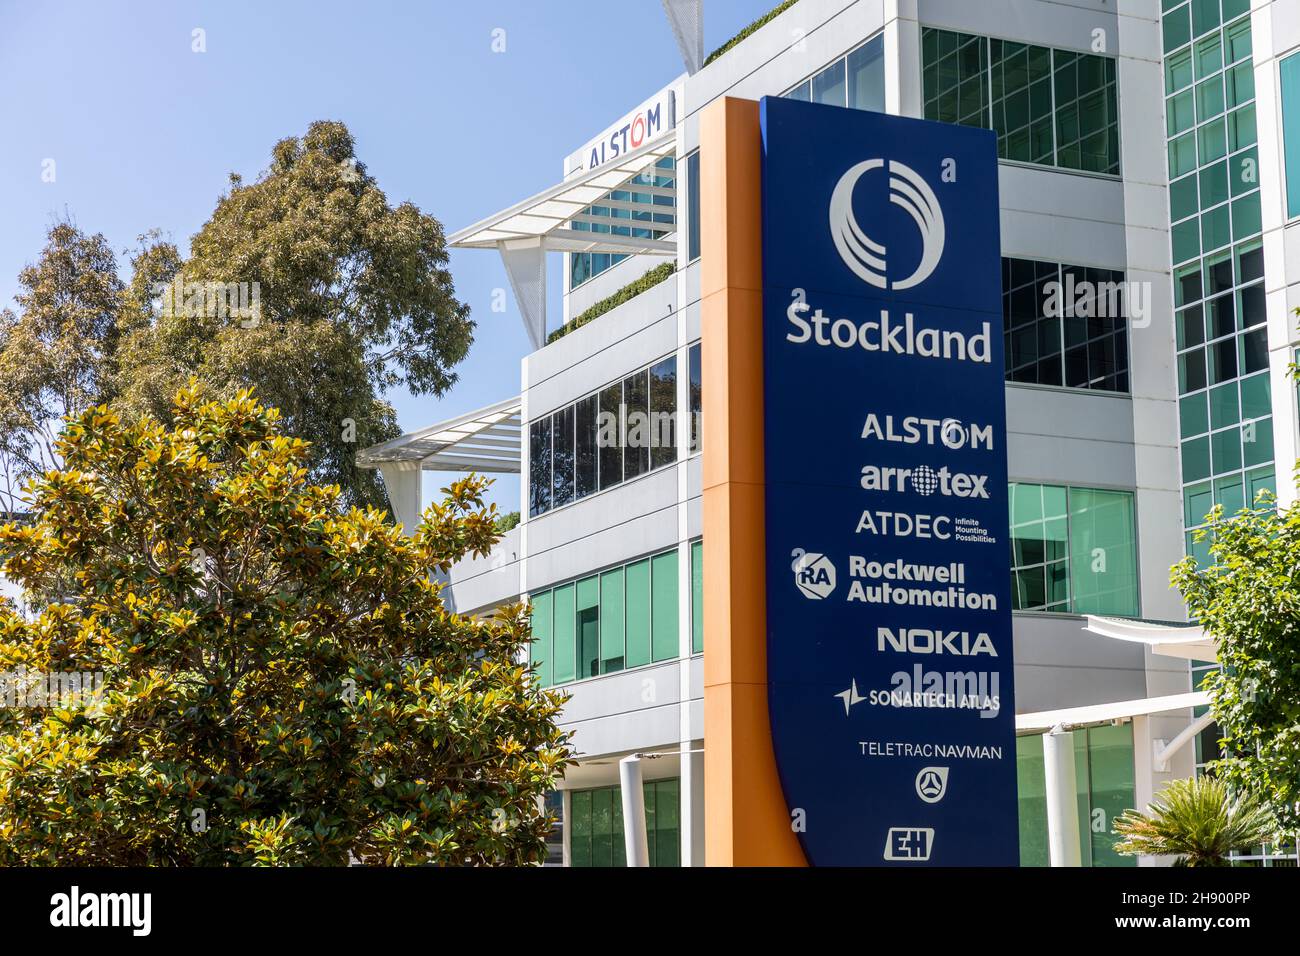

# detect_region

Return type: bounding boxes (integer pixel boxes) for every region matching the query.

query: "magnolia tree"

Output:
[0,386,570,865]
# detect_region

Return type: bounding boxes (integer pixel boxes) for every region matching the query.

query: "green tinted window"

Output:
[1067,488,1138,616]
[552,583,576,684]
[1017,725,1136,866]
[599,568,625,673]
[1010,483,1137,616]
[568,779,682,867]
[530,591,553,688]
[650,551,679,662]
[923,28,1118,173]
[691,540,704,654]
[1282,53,1300,218]
[625,559,652,668]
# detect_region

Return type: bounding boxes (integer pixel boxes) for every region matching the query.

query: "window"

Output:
[569,156,676,289]
[1176,241,1273,561]
[528,416,551,518]
[690,539,704,654]
[1163,3,1269,557]
[568,779,680,867]
[542,791,563,865]
[1008,483,1139,617]
[1016,724,1136,867]
[686,151,701,262]
[649,356,677,470]
[784,35,885,114]
[1282,52,1300,219]
[529,351,686,518]
[529,545,694,688]
[1002,258,1129,392]
[685,342,702,455]
[923,28,1120,174]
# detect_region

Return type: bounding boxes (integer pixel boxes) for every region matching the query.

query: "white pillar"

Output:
[620,755,650,867]
[1044,725,1082,867]
[378,462,423,534]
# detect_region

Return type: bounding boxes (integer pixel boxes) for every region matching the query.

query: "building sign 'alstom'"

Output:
[760,96,1018,866]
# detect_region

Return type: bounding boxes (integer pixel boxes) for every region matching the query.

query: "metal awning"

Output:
[448,130,678,252]
[1016,691,1210,735]
[1083,615,1218,663]
[355,396,522,474]
[448,130,678,351]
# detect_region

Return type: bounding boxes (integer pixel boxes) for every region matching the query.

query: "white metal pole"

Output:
[1043,724,1082,867]
[620,755,650,867]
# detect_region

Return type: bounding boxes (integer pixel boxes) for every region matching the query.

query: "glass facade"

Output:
[1175,241,1274,562]
[529,545,698,688]
[1009,483,1139,616]
[1164,1,1273,562]
[1017,723,1137,866]
[1002,257,1129,391]
[1284,52,1300,220]
[568,156,676,290]
[923,28,1120,174]
[529,343,700,518]
[785,34,885,112]
[568,778,680,867]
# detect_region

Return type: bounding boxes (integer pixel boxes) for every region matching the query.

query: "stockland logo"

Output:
[830,159,946,291]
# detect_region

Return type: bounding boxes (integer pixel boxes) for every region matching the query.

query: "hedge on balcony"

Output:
[547,261,676,344]
[704,0,801,66]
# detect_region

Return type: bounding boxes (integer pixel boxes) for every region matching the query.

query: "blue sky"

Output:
[0,0,773,512]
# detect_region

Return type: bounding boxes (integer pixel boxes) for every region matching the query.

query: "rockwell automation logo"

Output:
[791,548,837,600]
[830,158,946,290]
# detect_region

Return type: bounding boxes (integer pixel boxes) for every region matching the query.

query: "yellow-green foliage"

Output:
[0,384,571,865]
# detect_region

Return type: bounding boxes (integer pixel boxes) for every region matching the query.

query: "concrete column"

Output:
[1044,725,1082,867]
[620,755,650,867]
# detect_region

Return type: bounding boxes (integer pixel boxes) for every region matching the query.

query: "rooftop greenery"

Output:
[547,261,676,344]
[704,0,801,66]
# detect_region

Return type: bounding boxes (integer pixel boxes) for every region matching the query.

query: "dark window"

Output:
[1002,257,1129,392]
[552,404,575,508]
[529,417,552,517]
[599,382,624,490]
[1241,328,1268,374]
[577,606,600,679]
[1239,282,1265,327]
[688,342,702,455]
[649,356,677,470]
[1208,292,1236,338]
[575,394,598,499]
[624,370,649,480]
[686,151,701,263]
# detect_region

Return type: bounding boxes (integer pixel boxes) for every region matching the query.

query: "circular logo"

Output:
[911,464,938,496]
[829,159,946,290]
[915,766,950,804]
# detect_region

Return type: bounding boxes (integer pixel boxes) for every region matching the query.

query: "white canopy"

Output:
[1016,691,1210,735]
[447,131,678,350]
[355,395,522,475]
[447,130,678,252]
[1082,615,1218,663]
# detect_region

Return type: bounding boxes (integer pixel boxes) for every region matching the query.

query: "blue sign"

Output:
[760,96,1018,866]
